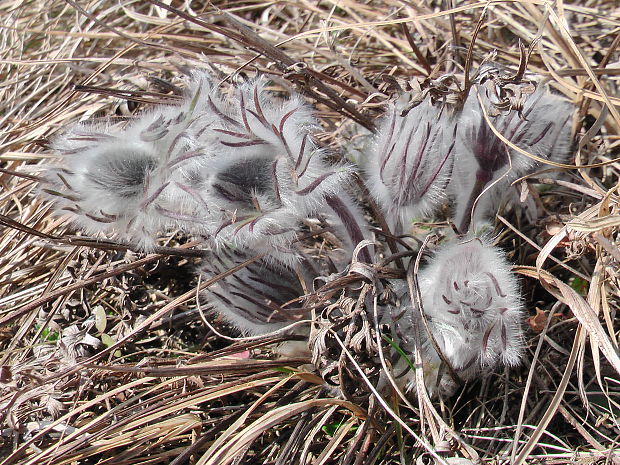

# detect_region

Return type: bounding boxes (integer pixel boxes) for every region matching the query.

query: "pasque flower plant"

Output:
[41,69,370,338]
[358,69,573,395]
[38,63,575,397]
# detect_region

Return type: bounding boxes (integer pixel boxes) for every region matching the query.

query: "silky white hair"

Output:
[364,96,457,233]
[449,83,574,232]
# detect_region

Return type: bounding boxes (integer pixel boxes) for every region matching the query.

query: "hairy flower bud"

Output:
[450,83,573,233]
[187,73,355,260]
[417,236,524,393]
[365,97,457,232]
[200,246,316,336]
[40,100,207,249]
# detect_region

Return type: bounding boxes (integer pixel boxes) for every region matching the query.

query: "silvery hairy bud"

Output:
[450,81,573,233]
[417,236,524,395]
[40,98,207,250]
[200,246,317,336]
[365,96,457,233]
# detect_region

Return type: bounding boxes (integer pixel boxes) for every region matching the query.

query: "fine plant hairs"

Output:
[40,102,208,250]
[416,235,524,395]
[200,246,317,336]
[364,95,457,233]
[41,70,368,264]
[449,82,574,233]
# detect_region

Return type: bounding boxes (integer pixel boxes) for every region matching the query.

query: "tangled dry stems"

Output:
[1,1,620,464]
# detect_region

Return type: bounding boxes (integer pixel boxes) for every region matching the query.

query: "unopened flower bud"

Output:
[40,101,206,249]
[200,246,315,336]
[189,73,355,261]
[365,97,457,232]
[418,236,524,388]
[451,83,573,232]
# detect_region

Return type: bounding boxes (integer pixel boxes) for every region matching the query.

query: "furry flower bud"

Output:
[365,96,457,232]
[40,100,207,250]
[200,247,316,336]
[187,73,355,261]
[418,236,524,391]
[450,82,573,233]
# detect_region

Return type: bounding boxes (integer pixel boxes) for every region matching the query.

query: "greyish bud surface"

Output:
[417,236,524,394]
[450,81,574,233]
[365,96,457,232]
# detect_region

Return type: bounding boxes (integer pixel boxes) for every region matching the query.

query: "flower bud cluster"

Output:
[39,64,574,393]
[42,70,370,335]
[42,72,366,258]
[365,68,574,235]
[361,67,574,393]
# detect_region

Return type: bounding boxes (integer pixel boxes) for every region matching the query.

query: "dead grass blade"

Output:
[198,398,366,465]
[513,327,581,465]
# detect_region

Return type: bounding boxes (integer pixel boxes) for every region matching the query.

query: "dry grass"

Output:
[1,1,620,464]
